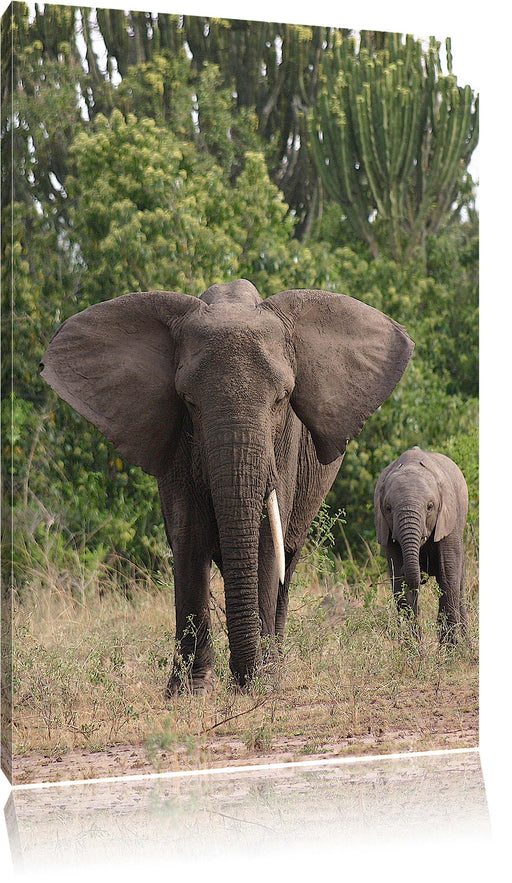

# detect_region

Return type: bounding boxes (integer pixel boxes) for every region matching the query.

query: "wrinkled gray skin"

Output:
[374,447,469,643]
[41,279,413,693]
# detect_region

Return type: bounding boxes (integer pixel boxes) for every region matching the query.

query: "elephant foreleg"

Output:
[387,544,421,636]
[433,536,465,644]
[459,558,469,638]
[159,464,217,696]
[166,543,215,696]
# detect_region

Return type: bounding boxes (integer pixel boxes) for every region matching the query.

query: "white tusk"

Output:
[266,489,286,585]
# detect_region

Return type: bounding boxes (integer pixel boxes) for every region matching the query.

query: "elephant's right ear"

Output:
[40,292,201,476]
[374,465,394,546]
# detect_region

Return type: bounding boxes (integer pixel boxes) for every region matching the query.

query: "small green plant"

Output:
[301,740,321,755]
[303,503,346,574]
[145,716,197,769]
[244,718,273,752]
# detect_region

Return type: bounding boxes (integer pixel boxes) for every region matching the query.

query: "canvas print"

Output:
[1,2,479,785]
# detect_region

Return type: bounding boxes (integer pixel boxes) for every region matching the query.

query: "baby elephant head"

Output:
[376,462,446,552]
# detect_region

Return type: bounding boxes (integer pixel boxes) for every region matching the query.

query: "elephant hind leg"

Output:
[274,547,304,644]
[459,558,469,638]
[437,574,465,645]
[437,585,469,646]
[437,595,460,645]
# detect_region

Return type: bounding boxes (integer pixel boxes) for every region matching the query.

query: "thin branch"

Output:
[201,695,272,734]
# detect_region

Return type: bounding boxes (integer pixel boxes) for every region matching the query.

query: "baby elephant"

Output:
[374,447,469,643]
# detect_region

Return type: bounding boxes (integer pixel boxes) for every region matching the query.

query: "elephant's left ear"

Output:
[40,292,201,476]
[263,290,414,464]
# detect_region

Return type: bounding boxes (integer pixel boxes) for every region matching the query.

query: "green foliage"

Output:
[67,110,238,297]
[194,63,263,177]
[309,32,479,260]
[303,503,346,575]
[114,49,195,133]
[440,428,479,531]
[316,224,478,553]
[65,110,294,300]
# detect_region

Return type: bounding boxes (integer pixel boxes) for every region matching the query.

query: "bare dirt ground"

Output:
[11,712,478,785]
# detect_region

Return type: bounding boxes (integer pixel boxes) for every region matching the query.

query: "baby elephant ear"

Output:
[424,452,468,542]
[263,290,414,464]
[373,463,395,546]
[40,292,201,476]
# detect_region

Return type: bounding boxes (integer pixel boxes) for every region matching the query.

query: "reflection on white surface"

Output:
[4,750,490,879]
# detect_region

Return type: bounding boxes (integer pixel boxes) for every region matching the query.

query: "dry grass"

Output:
[10,540,479,780]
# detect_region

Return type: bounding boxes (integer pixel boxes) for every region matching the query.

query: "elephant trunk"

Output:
[205,423,269,686]
[395,510,422,595]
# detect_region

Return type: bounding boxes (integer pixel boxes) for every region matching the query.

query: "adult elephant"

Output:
[41,279,413,693]
[374,447,469,643]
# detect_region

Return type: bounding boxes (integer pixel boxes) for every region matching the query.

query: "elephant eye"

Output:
[427,501,434,511]
[385,504,392,513]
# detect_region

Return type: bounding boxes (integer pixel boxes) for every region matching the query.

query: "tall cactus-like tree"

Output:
[309,32,479,260]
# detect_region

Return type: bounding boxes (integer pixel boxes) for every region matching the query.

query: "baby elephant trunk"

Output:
[395,511,422,596]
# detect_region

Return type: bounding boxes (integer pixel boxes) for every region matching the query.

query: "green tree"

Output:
[65,110,295,301]
[182,16,332,235]
[66,110,239,298]
[194,63,263,180]
[309,32,479,260]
